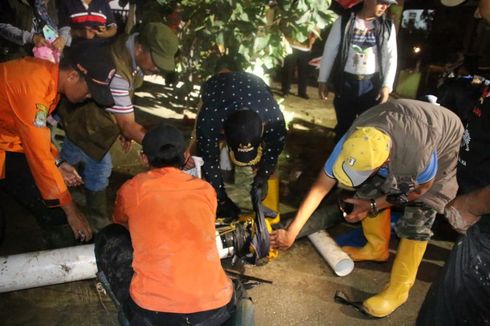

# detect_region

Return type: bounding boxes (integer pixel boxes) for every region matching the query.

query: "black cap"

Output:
[69,45,115,107]
[224,109,263,165]
[142,123,186,161]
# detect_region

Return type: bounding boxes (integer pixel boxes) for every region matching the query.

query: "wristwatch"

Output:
[368,198,378,217]
[55,158,66,167]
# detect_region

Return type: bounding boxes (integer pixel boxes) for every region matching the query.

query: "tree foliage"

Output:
[152,0,336,104]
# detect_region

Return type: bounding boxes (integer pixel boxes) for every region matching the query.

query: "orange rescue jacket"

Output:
[0,57,71,207]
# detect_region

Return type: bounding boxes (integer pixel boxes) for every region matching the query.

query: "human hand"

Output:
[94,25,107,36]
[376,86,390,104]
[58,162,84,187]
[61,202,93,242]
[445,197,481,234]
[32,34,48,47]
[183,149,195,169]
[270,229,295,250]
[342,198,370,223]
[318,82,329,100]
[445,206,479,234]
[51,36,66,50]
[118,135,133,153]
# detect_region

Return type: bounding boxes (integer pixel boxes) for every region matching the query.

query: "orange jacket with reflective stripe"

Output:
[0,57,71,206]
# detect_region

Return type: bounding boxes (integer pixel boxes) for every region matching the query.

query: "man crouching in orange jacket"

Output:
[0,45,115,248]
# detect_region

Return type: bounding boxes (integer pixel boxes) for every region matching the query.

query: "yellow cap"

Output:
[333,127,391,187]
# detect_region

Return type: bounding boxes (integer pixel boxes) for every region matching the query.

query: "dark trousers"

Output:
[0,152,72,248]
[94,224,238,326]
[416,218,490,326]
[333,73,381,141]
[281,48,311,96]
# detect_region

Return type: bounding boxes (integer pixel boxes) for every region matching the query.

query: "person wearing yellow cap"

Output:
[271,98,464,317]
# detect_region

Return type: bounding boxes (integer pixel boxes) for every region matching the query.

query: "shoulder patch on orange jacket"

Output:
[34,104,49,127]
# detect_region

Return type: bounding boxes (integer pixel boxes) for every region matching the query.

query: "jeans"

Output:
[60,138,112,192]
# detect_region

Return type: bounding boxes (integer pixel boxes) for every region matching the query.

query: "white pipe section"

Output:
[0,244,97,293]
[0,233,235,293]
[216,231,235,258]
[308,230,354,277]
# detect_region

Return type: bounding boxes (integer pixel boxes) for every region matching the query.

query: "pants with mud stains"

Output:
[94,224,241,326]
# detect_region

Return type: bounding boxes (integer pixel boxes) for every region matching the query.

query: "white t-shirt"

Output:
[344,17,378,75]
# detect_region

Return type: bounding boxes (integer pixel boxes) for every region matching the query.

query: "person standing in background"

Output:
[281,31,317,99]
[318,0,397,140]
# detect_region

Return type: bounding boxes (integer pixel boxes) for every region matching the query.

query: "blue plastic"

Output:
[334,211,401,246]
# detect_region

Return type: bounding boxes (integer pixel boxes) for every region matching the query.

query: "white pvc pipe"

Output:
[0,244,97,293]
[0,233,235,293]
[216,231,235,259]
[308,230,354,277]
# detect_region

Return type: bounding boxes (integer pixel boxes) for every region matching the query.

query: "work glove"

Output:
[251,175,268,202]
[217,190,241,220]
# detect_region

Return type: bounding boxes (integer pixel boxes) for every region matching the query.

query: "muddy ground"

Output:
[0,78,457,325]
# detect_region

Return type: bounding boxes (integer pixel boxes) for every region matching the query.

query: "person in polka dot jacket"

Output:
[192,71,286,219]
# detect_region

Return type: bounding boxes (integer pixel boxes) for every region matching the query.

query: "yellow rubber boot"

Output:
[363,238,428,317]
[262,173,280,225]
[342,208,391,262]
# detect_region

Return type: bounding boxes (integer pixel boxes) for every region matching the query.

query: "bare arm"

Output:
[343,179,435,223]
[113,112,146,144]
[452,186,490,218]
[270,170,337,250]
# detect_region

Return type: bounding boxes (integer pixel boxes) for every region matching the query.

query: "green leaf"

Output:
[253,34,271,53]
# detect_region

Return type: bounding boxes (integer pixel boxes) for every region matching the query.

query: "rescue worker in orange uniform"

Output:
[0,46,114,247]
[95,123,243,325]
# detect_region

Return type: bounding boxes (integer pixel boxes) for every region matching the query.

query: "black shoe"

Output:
[298,93,309,99]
